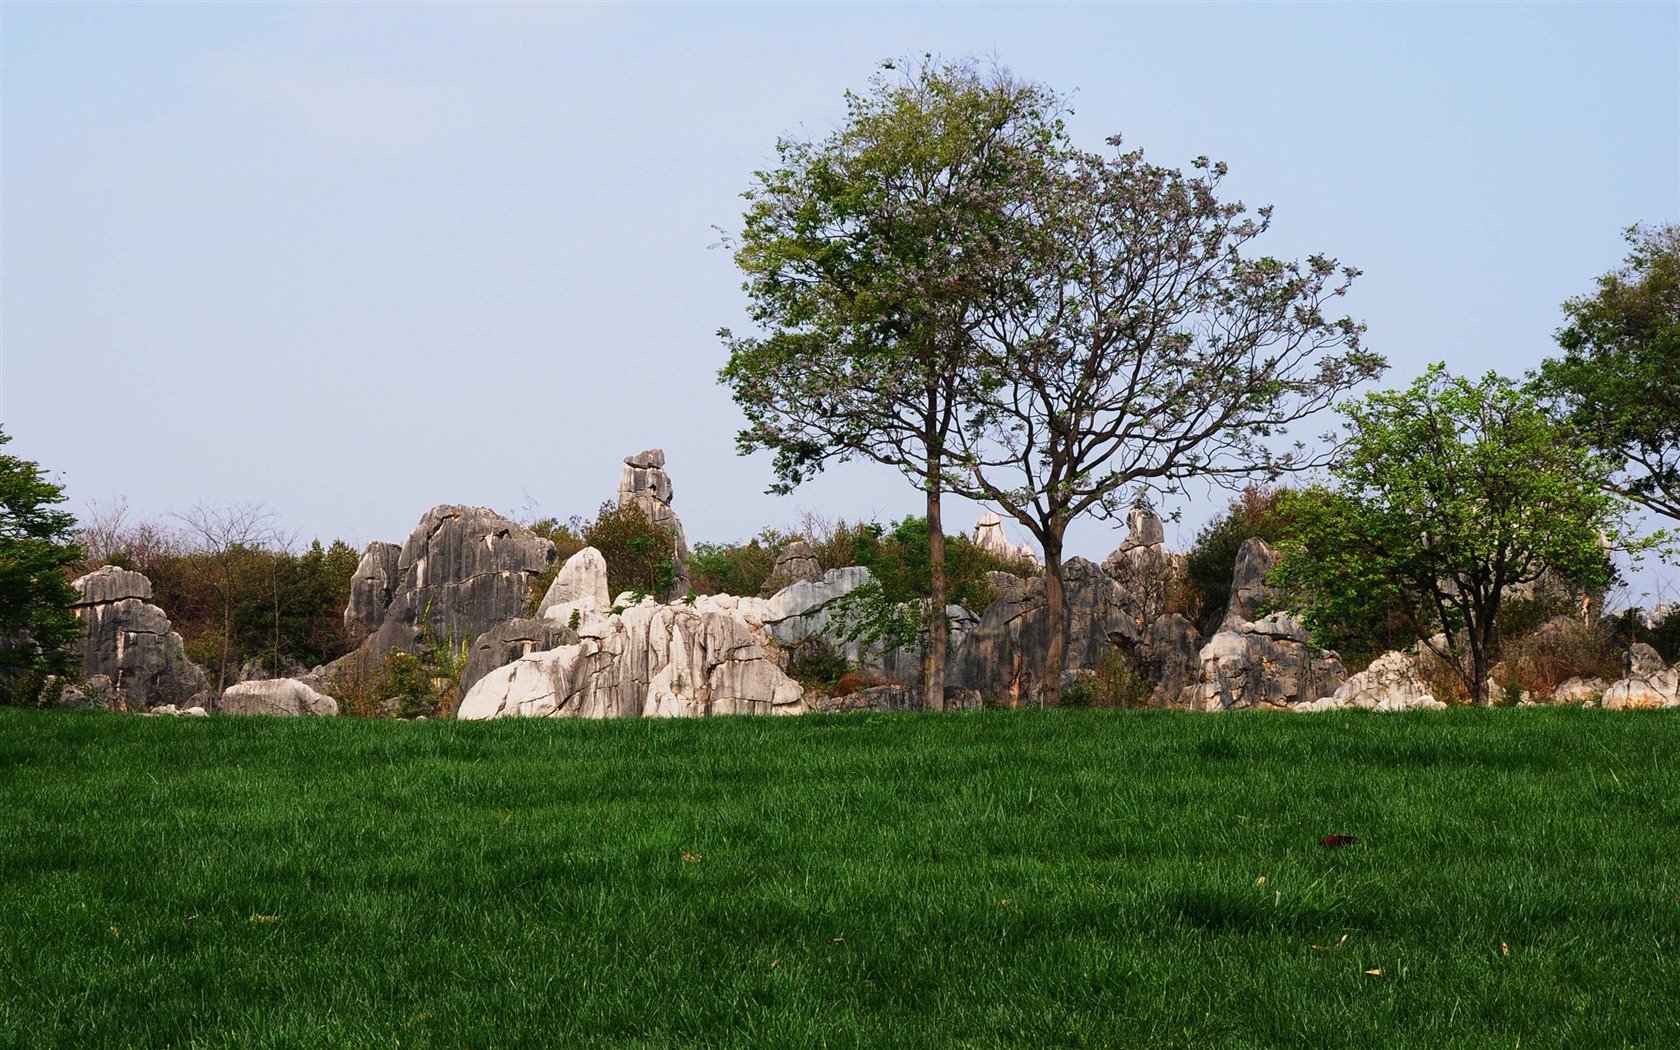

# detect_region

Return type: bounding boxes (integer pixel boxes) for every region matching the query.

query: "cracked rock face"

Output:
[1602,645,1679,709]
[460,617,578,697]
[70,566,209,710]
[1295,650,1435,712]
[345,542,402,639]
[948,557,1138,704]
[457,599,804,720]
[1193,612,1345,710]
[356,506,557,662]
[970,511,1038,565]
[617,448,692,600]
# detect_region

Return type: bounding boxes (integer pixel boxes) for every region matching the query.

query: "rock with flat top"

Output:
[70,567,209,711]
[219,678,339,717]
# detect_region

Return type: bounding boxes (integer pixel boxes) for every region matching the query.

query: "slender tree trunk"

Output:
[1041,529,1067,707]
[925,464,948,712]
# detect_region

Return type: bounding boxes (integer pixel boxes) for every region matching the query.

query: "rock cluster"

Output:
[971,511,1038,565]
[1295,650,1447,712]
[618,449,692,599]
[1601,643,1680,709]
[69,566,208,710]
[346,505,557,662]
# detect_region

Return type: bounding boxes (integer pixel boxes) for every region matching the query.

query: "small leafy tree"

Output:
[1535,223,1680,528]
[954,140,1380,705]
[1272,366,1623,704]
[584,501,676,599]
[0,427,84,702]
[720,56,1067,710]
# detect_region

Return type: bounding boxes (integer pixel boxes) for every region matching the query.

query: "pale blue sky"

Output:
[4,2,1677,597]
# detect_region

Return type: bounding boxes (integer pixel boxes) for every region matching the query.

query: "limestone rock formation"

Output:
[618,449,692,598]
[345,541,402,639]
[1295,650,1441,712]
[759,539,823,595]
[1552,676,1608,705]
[1223,538,1277,627]
[1129,613,1203,707]
[356,506,557,662]
[69,566,209,711]
[461,617,578,697]
[219,678,339,717]
[534,547,611,620]
[948,557,1138,704]
[971,511,1037,565]
[1101,507,1187,626]
[1601,645,1679,709]
[457,599,803,720]
[1193,612,1346,710]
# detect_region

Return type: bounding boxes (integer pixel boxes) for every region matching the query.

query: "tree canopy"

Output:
[719,56,1066,709]
[950,139,1381,704]
[1272,366,1622,704]
[0,427,84,702]
[1535,223,1680,527]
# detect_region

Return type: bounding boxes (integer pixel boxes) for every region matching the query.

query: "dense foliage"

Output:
[1272,366,1622,703]
[1535,223,1680,525]
[525,503,678,610]
[0,428,84,703]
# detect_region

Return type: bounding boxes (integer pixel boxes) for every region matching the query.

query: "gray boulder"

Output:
[1194,613,1345,711]
[618,449,692,599]
[759,539,823,596]
[460,617,579,697]
[358,506,557,662]
[948,557,1139,704]
[69,566,209,711]
[535,546,611,620]
[219,678,339,717]
[457,600,803,720]
[1128,613,1203,708]
[1223,538,1277,627]
[1626,642,1665,677]
[345,541,402,640]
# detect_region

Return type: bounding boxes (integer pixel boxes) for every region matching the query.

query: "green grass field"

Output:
[2,707,1676,1049]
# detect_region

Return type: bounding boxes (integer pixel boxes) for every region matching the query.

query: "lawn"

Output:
[1,706,1675,1049]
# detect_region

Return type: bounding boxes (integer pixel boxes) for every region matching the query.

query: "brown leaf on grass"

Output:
[1255,876,1267,886]
[1311,934,1349,951]
[770,958,781,968]
[249,914,281,924]
[680,852,702,864]
[1364,968,1383,976]
[1320,834,1358,849]
[1501,941,1510,957]
[1000,899,1012,906]
[826,936,845,945]
[182,915,197,928]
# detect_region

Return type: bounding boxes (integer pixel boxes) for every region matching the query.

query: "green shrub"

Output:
[691,530,787,596]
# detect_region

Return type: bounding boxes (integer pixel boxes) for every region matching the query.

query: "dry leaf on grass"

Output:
[1311,934,1349,951]
[1320,834,1358,849]
[1255,876,1267,886]
[680,852,702,864]
[249,914,281,924]
[1501,941,1511,956]
[1364,968,1383,976]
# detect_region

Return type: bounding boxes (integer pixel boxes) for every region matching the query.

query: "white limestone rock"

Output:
[970,511,1038,565]
[536,547,611,619]
[219,678,340,717]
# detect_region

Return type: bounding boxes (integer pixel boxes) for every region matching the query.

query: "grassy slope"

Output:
[1,708,1676,1049]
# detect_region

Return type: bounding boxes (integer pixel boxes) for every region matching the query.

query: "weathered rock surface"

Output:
[1601,647,1680,709]
[219,678,339,717]
[618,449,692,599]
[971,511,1038,565]
[759,539,823,595]
[345,541,402,639]
[1294,650,1439,712]
[358,506,557,662]
[1101,508,1187,626]
[948,557,1138,704]
[1552,676,1608,705]
[1223,538,1277,628]
[70,566,209,711]
[535,547,611,620]
[461,617,578,697]
[457,599,803,720]
[1128,613,1203,707]
[1194,613,1345,711]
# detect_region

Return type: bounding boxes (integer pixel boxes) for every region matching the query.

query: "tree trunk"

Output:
[924,467,948,712]
[1041,530,1067,707]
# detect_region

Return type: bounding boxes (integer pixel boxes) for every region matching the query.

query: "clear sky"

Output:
[4,2,1677,599]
